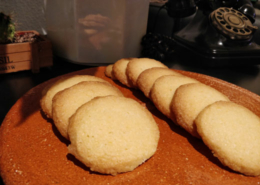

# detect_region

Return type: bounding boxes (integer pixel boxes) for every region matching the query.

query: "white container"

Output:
[45,0,150,65]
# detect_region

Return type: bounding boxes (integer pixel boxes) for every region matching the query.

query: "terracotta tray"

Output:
[1,67,260,185]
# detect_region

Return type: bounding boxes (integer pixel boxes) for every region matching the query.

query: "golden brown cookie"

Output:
[150,75,200,121]
[171,83,230,138]
[112,58,136,88]
[68,96,160,175]
[40,75,109,118]
[104,64,116,79]
[126,58,168,88]
[136,68,183,98]
[52,81,123,139]
[195,101,260,176]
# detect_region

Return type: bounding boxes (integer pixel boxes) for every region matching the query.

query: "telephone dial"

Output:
[142,0,260,66]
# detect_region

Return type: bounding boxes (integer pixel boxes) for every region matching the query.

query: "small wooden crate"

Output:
[0,30,53,74]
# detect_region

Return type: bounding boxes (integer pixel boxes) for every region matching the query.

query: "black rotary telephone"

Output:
[142,0,260,67]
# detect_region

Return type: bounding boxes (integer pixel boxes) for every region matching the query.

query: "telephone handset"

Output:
[196,0,256,23]
[165,0,258,39]
[141,0,260,66]
[197,0,258,41]
[165,0,256,21]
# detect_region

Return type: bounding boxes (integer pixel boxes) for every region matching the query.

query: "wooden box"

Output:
[0,30,53,74]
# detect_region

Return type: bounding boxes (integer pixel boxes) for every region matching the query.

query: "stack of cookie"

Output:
[106,57,260,176]
[40,74,160,175]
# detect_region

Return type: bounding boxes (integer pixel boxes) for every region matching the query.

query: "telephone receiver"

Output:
[141,0,260,66]
[166,0,256,21]
[166,0,257,35]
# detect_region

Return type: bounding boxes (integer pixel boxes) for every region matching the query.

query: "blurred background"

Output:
[0,0,47,35]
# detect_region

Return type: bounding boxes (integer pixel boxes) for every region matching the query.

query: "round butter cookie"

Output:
[195,101,260,176]
[136,68,183,98]
[68,95,160,175]
[150,75,200,120]
[52,81,123,139]
[171,83,230,138]
[126,58,168,87]
[104,64,116,79]
[40,75,108,118]
[112,58,135,88]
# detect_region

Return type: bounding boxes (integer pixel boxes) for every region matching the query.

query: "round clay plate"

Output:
[1,67,260,185]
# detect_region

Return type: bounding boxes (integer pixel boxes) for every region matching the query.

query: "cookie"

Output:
[150,75,200,121]
[195,101,260,176]
[68,96,160,175]
[112,58,135,88]
[171,83,230,138]
[52,81,123,139]
[40,75,108,118]
[126,58,168,87]
[104,64,116,79]
[136,68,183,98]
